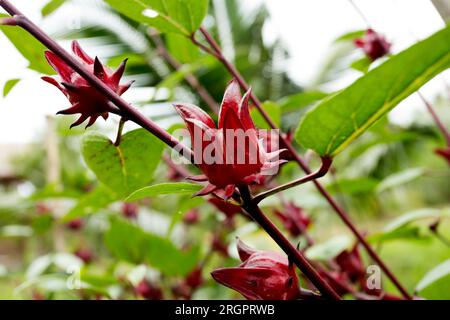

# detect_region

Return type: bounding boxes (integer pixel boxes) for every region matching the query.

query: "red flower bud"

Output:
[175,80,285,198]
[354,29,391,61]
[320,270,351,297]
[274,202,311,237]
[66,218,84,231]
[122,202,138,219]
[185,266,203,289]
[211,239,300,300]
[135,280,163,300]
[211,234,229,257]
[74,247,93,264]
[335,245,365,282]
[435,147,450,165]
[42,41,132,128]
[183,209,200,225]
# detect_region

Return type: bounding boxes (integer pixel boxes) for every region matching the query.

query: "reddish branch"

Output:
[0,0,340,299]
[194,26,411,299]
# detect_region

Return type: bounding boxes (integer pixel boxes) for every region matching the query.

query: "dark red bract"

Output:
[211,239,300,300]
[42,41,132,128]
[354,29,391,61]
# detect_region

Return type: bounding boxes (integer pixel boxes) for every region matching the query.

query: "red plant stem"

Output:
[0,0,193,163]
[238,185,341,300]
[197,26,412,299]
[418,92,450,146]
[0,1,339,299]
[253,157,332,204]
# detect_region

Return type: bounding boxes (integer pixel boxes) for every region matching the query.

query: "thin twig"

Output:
[114,117,126,146]
[418,92,450,146]
[254,157,332,204]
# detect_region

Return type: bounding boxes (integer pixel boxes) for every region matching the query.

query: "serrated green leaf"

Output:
[0,14,54,74]
[81,129,164,197]
[104,219,199,276]
[41,0,67,17]
[2,78,20,97]
[126,182,202,201]
[104,0,209,36]
[296,25,450,156]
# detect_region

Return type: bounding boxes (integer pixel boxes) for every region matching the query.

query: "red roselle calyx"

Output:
[183,208,200,225]
[122,202,139,219]
[211,234,229,257]
[274,202,311,237]
[66,218,84,230]
[135,279,163,300]
[42,41,133,128]
[354,29,391,61]
[174,80,285,198]
[211,239,300,300]
[435,147,450,165]
[335,245,366,282]
[74,247,93,264]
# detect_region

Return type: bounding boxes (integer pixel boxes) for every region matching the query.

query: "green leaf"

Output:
[81,129,163,197]
[251,101,281,129]
[104,0,209,36]
[2,78,20,97]
[305,235,352,261]
[326,177,379,195]
[105,219,200,276]
[126,182,202,201]
[0,14,54,74]
[415,259,450,296]
[384,208,449,232]
[376,168,425,193]
[166,33,200,63]
[63,185,118,221]
[351,56,372,73]
[278,90,328,113]
[296,25,450,156]
[334,29,366,42]
[41,0,67,17]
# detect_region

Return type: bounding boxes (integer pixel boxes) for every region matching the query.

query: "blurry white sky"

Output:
[0,0,448,144]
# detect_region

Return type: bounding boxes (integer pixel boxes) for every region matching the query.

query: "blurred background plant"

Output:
[0,0,449,300]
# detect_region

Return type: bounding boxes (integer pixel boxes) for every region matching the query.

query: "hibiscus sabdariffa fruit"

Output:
[354,29,391,61]
[211,239,300,300]
[174,80,285,198]
[42,41,132,128]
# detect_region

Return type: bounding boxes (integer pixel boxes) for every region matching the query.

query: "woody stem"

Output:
[0,0,193,163]
[253,157,333,204]
[238,185,341,300]
[195,26,412,299]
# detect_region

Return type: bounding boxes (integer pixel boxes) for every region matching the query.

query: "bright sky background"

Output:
[0,0,448,144]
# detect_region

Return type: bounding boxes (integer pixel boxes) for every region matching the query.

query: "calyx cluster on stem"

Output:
[354,29,391,61]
